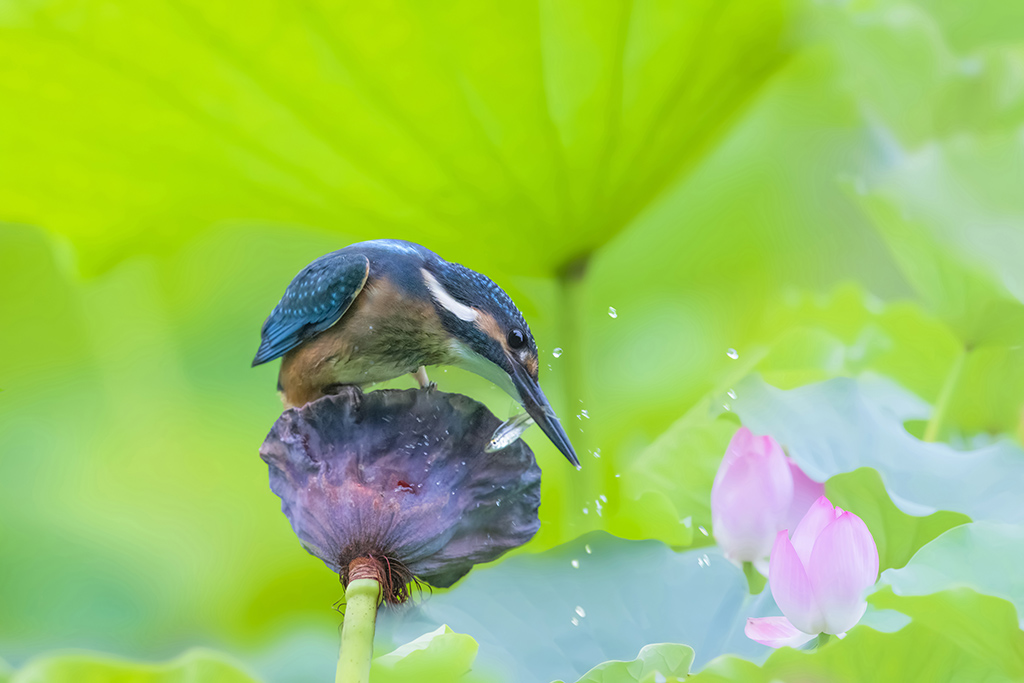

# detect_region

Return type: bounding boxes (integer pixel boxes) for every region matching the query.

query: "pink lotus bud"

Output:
[711,428,823,562]
[784,459,827,534]
[745,496,879,648]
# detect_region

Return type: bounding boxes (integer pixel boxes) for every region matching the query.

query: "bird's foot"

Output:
[412,366,433,390]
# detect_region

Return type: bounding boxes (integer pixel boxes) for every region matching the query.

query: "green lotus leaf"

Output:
[881,521,1024,624]
[0,0,791,276]
[370,625,488,683]
[564,643,694,683]
[731,374,1024,522]
[692,588,1024,683]
[826,468,969,573]
[856,137,1024,348]
[816,0,1024,145]
[9,649,259,683]
[376,532,778,682]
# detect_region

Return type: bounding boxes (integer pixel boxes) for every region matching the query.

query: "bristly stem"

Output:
[336,578,381,683]
[923,347,969,443]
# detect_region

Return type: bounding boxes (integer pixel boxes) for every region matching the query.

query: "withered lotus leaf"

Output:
[260,387,541,592]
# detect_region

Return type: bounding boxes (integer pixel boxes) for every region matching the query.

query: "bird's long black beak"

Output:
[510,364,580,468]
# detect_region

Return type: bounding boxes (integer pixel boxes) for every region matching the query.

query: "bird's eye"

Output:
[507,328,526,349]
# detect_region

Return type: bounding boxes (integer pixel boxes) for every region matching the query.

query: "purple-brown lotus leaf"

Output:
[259,387,541,589]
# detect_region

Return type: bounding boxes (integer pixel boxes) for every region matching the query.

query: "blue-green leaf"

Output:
[882,521,1024,625]
[377,532,777,682]
[731,375,1024,522]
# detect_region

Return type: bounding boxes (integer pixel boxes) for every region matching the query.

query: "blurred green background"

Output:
[2,0,1023,680]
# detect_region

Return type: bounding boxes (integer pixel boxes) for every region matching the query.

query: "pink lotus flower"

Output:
[745,496,879,648]
[711,428,824,563]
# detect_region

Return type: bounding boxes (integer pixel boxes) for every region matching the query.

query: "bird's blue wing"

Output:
[252,252,370,366]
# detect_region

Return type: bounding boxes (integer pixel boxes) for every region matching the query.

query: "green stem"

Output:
[741,561,767,594]
[557,258,596,529]
[336,579,381,683]
[817,633,831,648]
[923,347,969,443]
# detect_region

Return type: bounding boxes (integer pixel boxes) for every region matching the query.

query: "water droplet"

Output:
[727,389,737,399]
[582,506,589,515]
[496,500,501,506]
[654,673,667,683]
[698,525,709,537]
[571,559,580,569]
[723,403,731,411]
[552,348,563,358]
[581,409,590,419]
[585,544,592,554]
[575,605,586,618]
[593,448,601,459]
[608,307,617,318]
[726,348,739,360]
[571,617,579,626]
[599,494,607,503]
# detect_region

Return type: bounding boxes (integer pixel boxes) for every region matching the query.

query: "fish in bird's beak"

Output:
[509,363,580,468]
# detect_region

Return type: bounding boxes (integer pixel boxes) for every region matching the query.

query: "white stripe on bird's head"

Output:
[421,268,479,322]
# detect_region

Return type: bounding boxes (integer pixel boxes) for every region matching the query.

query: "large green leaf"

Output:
[692,588,1024,683]
[731,374,1024,522]
[752,284,1024,440]
[881,521,1024,625]
[817,1,1024,435]
[857,137,1024,348]
[754,285,962,401]
[816,0,1024,146]
[376,532,779,683]
[9,649,259,683]
[0,0,790,275]
[871,587,1024,680]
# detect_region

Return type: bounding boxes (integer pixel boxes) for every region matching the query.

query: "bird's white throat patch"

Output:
[448,339,521,401]
[421,268,479,322]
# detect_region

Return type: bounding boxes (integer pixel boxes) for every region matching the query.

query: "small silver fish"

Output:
[485,412,535,452]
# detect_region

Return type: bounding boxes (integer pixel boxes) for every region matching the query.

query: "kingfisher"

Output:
[252,239,579,467]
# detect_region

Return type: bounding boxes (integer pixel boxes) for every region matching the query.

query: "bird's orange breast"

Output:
[278,275,449,408]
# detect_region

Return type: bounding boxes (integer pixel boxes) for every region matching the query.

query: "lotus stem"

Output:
[924,347,969,442]
[336,560,383,683]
